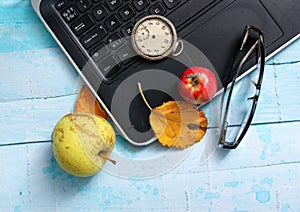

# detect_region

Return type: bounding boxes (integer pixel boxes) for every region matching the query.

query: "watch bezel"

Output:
[131,15,178,60]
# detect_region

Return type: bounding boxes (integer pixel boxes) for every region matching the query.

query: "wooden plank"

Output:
[1,39,300,102]
[0,2,57,53]
[1,49,300,145]
[0,0,31,6]
[269,37,300,64]
[0,122,300,211]
[254,61,300,123]
[0,95,77,144]
[178,121,300,173]
[101,121,300,179]
[0,48,82,102]
[0,2,299,211]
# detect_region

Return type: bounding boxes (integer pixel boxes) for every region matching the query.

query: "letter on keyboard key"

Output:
[117,45,135,64]
[107,33,124,49]
[119,5,135,21]
[55,0,68,10]
[61,6,79,23]
[149,3,166,15]
[90,43,110,62]
[105,15,122,31]
[121,23,134,37]
[92,4,108,21]
[98,56,121,77]
[106,0,123,11]
[133,0,150,11]
[80,24,107,49]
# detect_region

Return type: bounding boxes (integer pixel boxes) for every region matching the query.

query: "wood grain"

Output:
[0,122,299,211]
[0,1,299,211]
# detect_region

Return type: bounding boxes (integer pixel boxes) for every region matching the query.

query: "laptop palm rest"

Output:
[102,0,283,145]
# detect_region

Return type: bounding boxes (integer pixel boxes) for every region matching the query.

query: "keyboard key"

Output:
[61,6,79,23]
[76,0,93,13]
[92,4,108,21]
[55,0,68,10]
[133,0,149,11]
[149,3,166,15]
[163,0,180,9]
[80,24,107,49]
[71,15,94,35]
[135,12,148,22]
[117,45,135,64]
[107,33,124,49]
[105,0,123,11]
[119,5,135,21]
[121,23,134,37]
[105,15,122,31]
[90,43,110,62]
[98,56,121,77]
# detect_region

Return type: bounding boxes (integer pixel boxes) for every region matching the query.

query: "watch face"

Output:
[132,15,177,60]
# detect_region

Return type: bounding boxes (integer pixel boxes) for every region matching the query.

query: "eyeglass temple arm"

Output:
[221,26,265,149]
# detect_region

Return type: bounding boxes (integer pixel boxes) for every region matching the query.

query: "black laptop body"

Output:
[32,0,300,145]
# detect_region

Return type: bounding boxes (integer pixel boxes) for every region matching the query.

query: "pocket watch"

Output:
[131,15,183,60]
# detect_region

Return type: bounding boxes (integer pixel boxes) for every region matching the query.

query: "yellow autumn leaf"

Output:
[75,85,107,119]
[150,101,208,148]
[138,83,208,149]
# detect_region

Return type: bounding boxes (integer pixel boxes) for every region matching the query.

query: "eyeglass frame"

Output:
[219,25,266,149]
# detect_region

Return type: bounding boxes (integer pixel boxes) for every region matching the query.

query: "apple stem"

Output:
[137,82,153,111]
[185,74,200,84]
[98,151,116,165]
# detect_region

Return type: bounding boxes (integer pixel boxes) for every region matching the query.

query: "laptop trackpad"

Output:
[184,0,283,84]
[112,0,283,145]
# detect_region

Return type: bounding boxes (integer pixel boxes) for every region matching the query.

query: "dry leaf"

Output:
[150,101,208,148]
[75,85,107,119]
[137,82,208,149]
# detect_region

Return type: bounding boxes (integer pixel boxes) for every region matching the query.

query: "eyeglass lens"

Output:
[220,67,260,146]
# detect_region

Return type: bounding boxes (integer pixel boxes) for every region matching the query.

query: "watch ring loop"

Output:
[172,40,183,57]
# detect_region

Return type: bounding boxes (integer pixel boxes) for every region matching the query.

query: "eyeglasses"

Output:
[219,25,265,149]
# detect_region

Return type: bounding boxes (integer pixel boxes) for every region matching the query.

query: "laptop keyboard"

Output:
[53,0,215,80]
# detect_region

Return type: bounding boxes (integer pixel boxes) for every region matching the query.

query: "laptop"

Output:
[32,0,300,146]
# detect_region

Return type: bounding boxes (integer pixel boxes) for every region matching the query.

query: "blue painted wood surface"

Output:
[1,1,300,211]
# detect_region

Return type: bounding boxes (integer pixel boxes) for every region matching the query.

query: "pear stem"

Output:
[98,151,116,165]
[137,82,153,111]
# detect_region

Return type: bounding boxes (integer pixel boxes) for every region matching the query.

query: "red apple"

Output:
[178,66,217,104]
